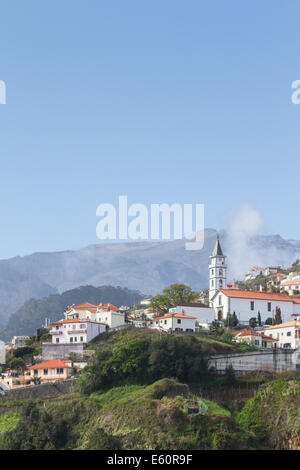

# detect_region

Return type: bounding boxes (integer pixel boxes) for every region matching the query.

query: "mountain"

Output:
[0,229,299,327]
[0,285,144,340]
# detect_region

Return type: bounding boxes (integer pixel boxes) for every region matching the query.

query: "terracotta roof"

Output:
[265,319,300,330]
[66,302,119,312]
[50,318,89,326]
[28,360,74,370]
[234,329,276,341]
[155,313,197,321]
[281,280,300,286]
[66,302,98,311]
[220,289,294,302]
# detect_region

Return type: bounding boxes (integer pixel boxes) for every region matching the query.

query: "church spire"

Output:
[209,234,227,305]
[211,235,224,257]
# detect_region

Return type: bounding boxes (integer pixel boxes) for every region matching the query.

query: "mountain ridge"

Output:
[0,229,299,326]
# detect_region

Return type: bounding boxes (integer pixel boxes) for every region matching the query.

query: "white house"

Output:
[11,336,30,348]
[65,302,125,329]
[211,289,300,324]
[233,329,277,349]
[245,266,265,281]
[49,318,106,345]
[149,313,196,333]
[168,303,214,330]
[264,318,300,349]
[280,279,300,296]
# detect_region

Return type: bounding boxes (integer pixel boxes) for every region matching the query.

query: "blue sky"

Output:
[0,1,299,259]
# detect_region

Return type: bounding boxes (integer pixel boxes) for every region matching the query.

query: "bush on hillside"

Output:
[78,334,208,395]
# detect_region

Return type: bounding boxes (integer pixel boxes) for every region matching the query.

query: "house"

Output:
[28,360,77,383]
[0,369,31,389]
[49,318,106,344]
[65,302,125,329]
[264,266,282,276]
[95,304,125,328]
[168,303,214,330]
[140,298,152,306]
[264,318,300,349]
[233,329,277,349]
[280,279,300,296]
[11,336,29,348]
[149,313,196,333]
[42,318,106,360]
[211,289,300,324]
[245,266,265,281]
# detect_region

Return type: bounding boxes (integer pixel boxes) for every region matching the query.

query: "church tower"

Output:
[209,235,227,304]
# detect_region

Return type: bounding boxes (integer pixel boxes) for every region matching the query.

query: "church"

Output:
[209,237,300,324]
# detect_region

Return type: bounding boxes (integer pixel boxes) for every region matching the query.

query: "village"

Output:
[1,237,300,392]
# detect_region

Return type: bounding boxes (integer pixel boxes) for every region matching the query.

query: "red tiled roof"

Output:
[234,329,276,341]
[155,313,197,321]
[65,302,119,312]
[281,280,300,286]
[50,318,89,326]
[28,360,74,370]
[220,289,294,302]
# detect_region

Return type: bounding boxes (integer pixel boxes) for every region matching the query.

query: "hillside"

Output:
[0,378,250,450]
[0,230,299,326]
[0,328,299,450]
[0,286,144,341]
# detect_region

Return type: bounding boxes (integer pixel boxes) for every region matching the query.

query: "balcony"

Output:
[67,329,87,334]
[50,330,63,335]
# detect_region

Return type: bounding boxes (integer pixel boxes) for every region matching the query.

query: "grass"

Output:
[0,411,20,433]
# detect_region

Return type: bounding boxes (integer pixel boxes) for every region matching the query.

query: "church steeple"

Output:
[209,235,227,304]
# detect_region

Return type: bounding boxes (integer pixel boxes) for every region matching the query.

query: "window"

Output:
[287,331,291,337]
[34,369,38,375]
[74,337,77,342]
[268,302,271,312]
[80,336,84,342]
[72,325,76,330]
[43,369,48,375]
[250,301,254,311]
[70,337,73,343]
[177,319,181,324]
[219,269,223,276]
[219,295,222,306]
[56,338,59,343]
[57,368,64,374]
[164,320,167,324]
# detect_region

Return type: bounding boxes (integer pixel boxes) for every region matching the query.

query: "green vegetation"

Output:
[236,379,300,449]
[0,411,20,433]
[0,379,251,450]
[0,329,299,450]
[150,283,199,314]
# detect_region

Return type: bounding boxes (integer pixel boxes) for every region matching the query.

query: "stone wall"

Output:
[0,377,78,400]
[42,342,84,360]
[209,349,300,374]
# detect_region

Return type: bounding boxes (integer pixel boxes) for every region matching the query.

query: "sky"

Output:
[0,1,299,259]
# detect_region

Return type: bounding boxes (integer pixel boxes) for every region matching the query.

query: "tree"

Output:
[150,284,199,314]
[265,317,273,326]
[249,317,257,329]
[232,312,239,327]
[7,357,26,372]
[257,311,262,327]
[224,364,236,385]
[275,307,282,325]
